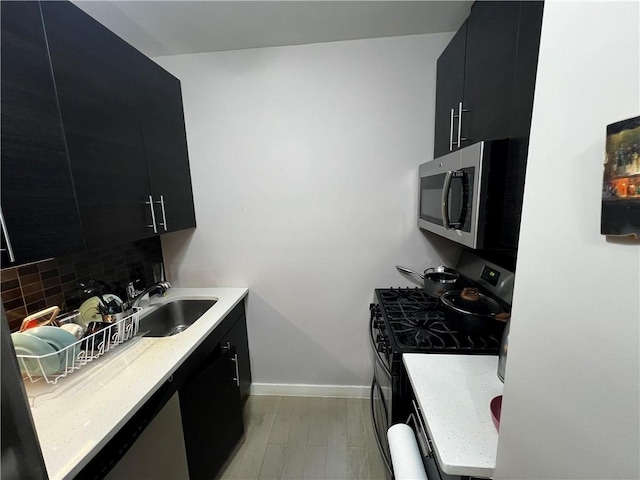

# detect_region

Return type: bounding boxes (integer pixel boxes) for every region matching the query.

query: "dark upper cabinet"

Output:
[433,22,467,159]
[1,1,85,268]
[462,1,520,147]
[41,1,154,249]
[133,52,197,233]
[433,1,543,159]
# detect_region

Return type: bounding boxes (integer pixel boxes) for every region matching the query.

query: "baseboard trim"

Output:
[249,383,370,399]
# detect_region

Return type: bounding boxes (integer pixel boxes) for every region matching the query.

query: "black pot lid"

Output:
[440,289,502,316]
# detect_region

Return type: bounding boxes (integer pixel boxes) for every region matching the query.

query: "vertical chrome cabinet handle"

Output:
[449,108,455,151]
[231,353,240,387]
[0,207,16,263]
[155,195,168,231]
[456,101,468,147]
[145,195,158,233]
[441,171,453,229]
[457,101,464,147]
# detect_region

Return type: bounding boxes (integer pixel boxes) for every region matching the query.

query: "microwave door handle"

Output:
[441,171,453,229]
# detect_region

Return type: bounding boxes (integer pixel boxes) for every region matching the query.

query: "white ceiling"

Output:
[71,1,472,57]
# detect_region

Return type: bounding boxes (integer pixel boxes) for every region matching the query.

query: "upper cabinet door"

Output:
[40,1,154,249]
[433,22,467,159]
[462,1,520,146]
[134,52,197,233]
[1,1,85,267]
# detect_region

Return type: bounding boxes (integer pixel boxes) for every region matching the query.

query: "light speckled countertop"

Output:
[403,354,503,478]
[24,287,248,480]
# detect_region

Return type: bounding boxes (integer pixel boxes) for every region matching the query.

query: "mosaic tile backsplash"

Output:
[1,237,163,331]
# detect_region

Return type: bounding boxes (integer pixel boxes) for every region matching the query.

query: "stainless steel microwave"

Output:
[418,140,510,249]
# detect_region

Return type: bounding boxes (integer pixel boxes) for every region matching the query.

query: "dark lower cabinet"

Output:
[0,1,85,267]
[179,346,244,480]
[178,303,250,479]
[222,314,252,402]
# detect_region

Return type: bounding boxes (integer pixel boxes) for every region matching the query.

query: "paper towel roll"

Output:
[388,424,428,480]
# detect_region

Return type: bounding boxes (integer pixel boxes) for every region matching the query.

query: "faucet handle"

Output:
[126,282,138,301]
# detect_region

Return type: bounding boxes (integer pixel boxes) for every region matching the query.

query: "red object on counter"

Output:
[490,395,502,431]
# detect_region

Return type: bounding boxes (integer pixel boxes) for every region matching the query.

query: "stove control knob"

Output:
[376,342,387,353]
[376,333,388,343]
[373,318,385,329]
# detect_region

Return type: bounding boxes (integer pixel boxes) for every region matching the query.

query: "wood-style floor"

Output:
[218,395,389,480]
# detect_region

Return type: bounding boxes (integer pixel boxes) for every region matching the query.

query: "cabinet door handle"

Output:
[0,207,16,263]
[145,195,158,233]
[221,341,231,351]
[155,195,168,231]
[455,101,468,147]
[230,353,240,387]
[449,108,455,151]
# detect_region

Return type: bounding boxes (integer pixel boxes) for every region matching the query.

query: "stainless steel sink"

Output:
[138,299,216,337]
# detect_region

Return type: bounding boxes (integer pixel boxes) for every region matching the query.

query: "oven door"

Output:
[370,320,393,476]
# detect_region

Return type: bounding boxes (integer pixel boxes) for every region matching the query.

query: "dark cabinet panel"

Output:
[222,314,252,402]
[434,22,467,159]
[40,1,153,249]
[134,52,196,233]
[179,347,244,480]
[501,1,545,249]
[462,1,520,146]
[0,1,85,267]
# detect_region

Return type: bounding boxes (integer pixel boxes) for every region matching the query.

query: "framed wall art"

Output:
[601,115,640,238]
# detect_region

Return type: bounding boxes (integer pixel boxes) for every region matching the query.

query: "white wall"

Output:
[495,2,640,479]
[157,34,459,393]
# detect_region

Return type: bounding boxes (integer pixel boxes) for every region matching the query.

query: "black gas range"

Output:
[369,253,514,478]
[372,286,503,372]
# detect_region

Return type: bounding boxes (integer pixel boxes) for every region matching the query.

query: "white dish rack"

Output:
[16,308,142,385]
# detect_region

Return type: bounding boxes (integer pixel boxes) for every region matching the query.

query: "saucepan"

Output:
[396,265,460,297]
[440,287,510,334]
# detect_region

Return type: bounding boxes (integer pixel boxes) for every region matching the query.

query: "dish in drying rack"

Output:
[27,326,80,365]
[11,332,60,375]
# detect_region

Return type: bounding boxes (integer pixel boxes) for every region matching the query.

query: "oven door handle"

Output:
[370,379,393,477]
[407,400,433,458]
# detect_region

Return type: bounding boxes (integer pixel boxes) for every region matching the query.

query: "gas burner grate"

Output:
[376,288,502,353]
